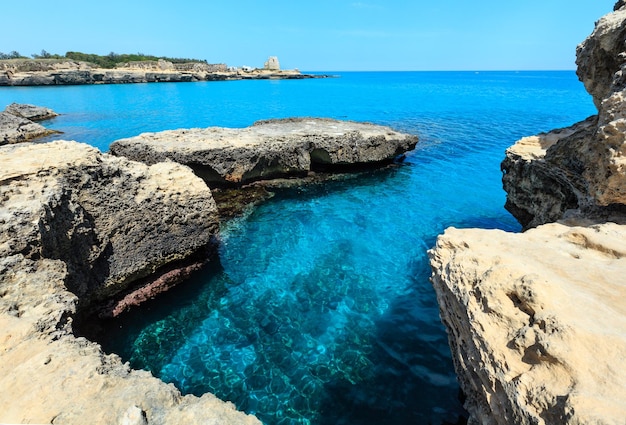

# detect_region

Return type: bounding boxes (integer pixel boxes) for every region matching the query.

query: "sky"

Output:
[0,0,617,71]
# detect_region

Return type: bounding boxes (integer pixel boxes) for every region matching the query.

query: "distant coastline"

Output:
[0,55,331,86]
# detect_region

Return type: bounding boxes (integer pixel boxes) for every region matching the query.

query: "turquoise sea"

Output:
[0,72,596,424]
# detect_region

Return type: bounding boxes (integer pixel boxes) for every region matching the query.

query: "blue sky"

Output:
[0,0,615,71]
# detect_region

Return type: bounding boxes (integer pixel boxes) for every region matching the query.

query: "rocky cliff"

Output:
[0,141,260,424]
[110,118,418,187]
[502,5,626,230]
[430,3,626,425]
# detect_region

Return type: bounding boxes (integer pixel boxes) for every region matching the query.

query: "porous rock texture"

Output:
[110,118,418,186]
[502,4,626,229]
[0,140,218,306]
[0,141,259,424]
[430,3,626,425]
[429,222,626,425]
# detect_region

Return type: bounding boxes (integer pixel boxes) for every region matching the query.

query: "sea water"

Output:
[0,72,596,424]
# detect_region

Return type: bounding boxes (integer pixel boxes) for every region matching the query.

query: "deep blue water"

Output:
[0,72,596,424]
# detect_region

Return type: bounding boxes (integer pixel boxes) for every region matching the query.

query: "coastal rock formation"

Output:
[0,111,56,145]
[0,140,219,307]
[1,103,59,145]
[502,4,626,229]
[429,222,626,425]
[430,3,626,425]
[0,140,260,424]
[0,255,259,425]
[110,118,418,186]
[4,102,59,121]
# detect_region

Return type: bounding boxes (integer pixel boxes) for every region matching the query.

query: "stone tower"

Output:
[264,56,280,71]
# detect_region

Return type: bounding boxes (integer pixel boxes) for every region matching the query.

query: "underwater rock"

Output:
[109,118,418,186]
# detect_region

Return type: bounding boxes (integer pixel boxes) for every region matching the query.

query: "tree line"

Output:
[0,50,208,68]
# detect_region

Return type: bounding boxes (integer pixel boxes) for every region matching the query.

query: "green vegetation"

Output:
[0,51,28,59]
[0,50,208,68]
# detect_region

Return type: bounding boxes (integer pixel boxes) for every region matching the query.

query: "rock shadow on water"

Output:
[315,257,469,425]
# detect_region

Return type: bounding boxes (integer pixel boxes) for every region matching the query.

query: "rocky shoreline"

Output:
[429,2,626,424]
[0,114,416,423]
[0,59,329,86]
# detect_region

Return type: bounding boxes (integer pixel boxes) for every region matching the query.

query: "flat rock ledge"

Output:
[0,141,258,424]
[429,222,626,425]
[110,118,418,187]
[1,103,59,145]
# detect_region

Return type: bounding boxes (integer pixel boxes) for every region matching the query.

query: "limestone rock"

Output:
[4,102,58,121]
[429,222,626,425]
[0,256,259,425]
[0,110,56,145]
[110,118,418,186]
[0,140,258,424]
[0,140,219,305]
[503,5,626,228]
[576,5,626,109]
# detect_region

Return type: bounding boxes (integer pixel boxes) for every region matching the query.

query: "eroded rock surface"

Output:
[429,222,626,425]
[0,256,259,425]
[110,118,418,186]
[502,4,626,229]
[0,110,56,145]
[0,141,218,306]
[431,3,626,425]
[0,140,259,424]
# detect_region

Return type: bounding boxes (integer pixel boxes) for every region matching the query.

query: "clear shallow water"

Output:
[1,72,596,424]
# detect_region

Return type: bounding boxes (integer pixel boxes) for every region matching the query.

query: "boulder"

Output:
[0,110,57,145]
[429,222,626,425]
[110,118,418,186]
[4,102,59,121]
[0,140,258,424]
[0,140,219,306]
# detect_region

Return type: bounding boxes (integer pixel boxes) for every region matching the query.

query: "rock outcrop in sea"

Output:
[110,118,418,187]
[0,103,59,144]
[429,3,626,424]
